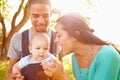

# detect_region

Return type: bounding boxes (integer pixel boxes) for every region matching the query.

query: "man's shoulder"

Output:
[12,32,22,40]
[12,29,30,40]
[49,27,55,32]
[22,29,30,33]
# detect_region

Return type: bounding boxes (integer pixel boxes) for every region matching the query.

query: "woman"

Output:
[42,13,120,80]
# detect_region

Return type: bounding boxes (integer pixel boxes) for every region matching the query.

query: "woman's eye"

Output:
[57,35,61,38]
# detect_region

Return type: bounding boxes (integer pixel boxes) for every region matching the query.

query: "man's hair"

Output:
[28,0,51,9]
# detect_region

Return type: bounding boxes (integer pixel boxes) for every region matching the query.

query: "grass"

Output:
[62,53,75,80]
[0,60,9,80]
[1,44,119,80]
[0,55,75,80]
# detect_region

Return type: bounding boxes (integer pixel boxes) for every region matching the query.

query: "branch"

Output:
[11,0,24,29]
[0,12,6,47]
[15,1,29,31]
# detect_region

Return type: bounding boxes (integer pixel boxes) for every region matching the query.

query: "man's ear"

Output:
[28,10,30,17]
[50,10,52,17]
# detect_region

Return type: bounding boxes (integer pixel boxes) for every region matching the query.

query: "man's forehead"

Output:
[28,0,51,7]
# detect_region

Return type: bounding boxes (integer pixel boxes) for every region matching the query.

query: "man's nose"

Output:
[38,16,44,24]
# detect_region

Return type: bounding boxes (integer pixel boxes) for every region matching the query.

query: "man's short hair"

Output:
[28,0,51,9]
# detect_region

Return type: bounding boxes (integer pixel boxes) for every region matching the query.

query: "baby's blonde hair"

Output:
[30,33,50,45]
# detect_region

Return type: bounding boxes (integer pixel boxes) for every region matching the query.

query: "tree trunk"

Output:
[0,0,29,59]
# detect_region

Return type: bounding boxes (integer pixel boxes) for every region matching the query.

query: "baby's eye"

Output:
[36,48,40,49]
[44,48,48,50]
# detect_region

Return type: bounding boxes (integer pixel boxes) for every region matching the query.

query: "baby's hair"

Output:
[30,33,50,45]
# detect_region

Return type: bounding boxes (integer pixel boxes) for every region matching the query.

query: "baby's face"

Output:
[29,39,50,61]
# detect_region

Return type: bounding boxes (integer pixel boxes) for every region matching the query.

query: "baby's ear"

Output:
[28,45,32,53]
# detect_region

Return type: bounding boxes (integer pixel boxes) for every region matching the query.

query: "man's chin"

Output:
[37,29,46,32]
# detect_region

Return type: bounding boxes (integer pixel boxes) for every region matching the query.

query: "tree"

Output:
[0,0,61,59]
[0,0,29,59]
[0,0,100,59]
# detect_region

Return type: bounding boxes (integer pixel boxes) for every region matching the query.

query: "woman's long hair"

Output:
[57,13,108,45]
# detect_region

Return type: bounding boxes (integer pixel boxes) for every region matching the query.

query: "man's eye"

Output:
[33,15,38,18]
[43,14,49,18]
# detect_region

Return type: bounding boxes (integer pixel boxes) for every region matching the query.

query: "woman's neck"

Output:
[75,45,102,68]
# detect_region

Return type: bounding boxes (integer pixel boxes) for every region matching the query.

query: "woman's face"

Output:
[55,23,75,56]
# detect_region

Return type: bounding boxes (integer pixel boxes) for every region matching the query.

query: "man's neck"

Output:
[31,27,49,33]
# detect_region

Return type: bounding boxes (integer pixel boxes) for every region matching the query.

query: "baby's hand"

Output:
[14,73,24,80]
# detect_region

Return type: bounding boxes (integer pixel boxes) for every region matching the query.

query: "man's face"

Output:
[29,4,51,32]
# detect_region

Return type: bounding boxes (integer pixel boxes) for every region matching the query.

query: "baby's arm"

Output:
[12,55,28,74]
[12,62,22,74]
[12,62,23,80]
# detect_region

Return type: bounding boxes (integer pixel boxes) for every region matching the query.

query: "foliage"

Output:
[49,19,57,29]
[0,0,101,59]
[0,61,9,80]
[0,0,61,58]
[0,28,2,47]
[0,0,29,58]
[62,53,75,80]
[0,0,11,21]
[0,57,75,80]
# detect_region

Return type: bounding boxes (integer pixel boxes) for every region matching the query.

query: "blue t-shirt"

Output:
[72,45,120,80]
[18,53,56,68]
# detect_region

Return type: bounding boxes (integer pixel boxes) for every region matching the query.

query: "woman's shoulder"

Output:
[99,45,119,54]
[97,45,120,60]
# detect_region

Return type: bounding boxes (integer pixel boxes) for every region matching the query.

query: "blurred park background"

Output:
[0,0,120,80]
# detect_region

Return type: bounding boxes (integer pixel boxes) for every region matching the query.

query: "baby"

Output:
[12,33,57,80]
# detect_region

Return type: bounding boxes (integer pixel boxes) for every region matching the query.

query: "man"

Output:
[6,0,58,80]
